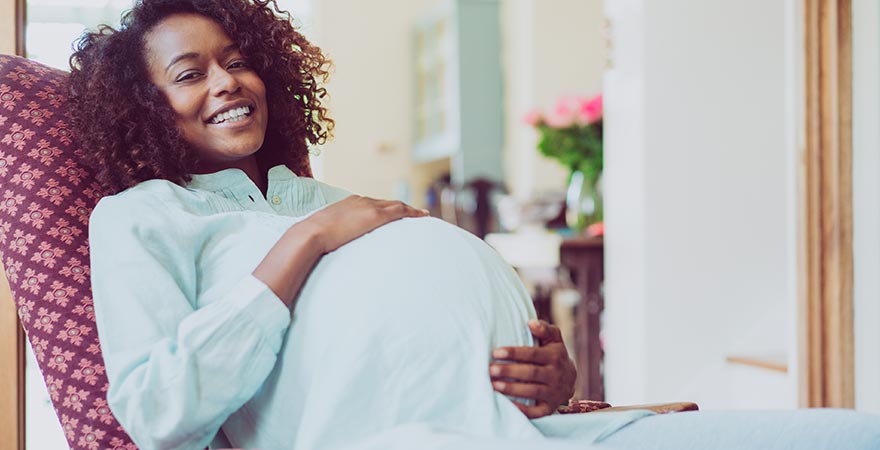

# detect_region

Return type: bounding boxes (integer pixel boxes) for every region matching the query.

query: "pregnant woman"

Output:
[71,0,880,449]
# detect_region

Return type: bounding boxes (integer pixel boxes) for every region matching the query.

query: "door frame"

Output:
[799,0,855,408]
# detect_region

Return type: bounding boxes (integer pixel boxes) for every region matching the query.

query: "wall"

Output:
[309,0,436,201]
[603,0,798,409]
[852,0,880,413]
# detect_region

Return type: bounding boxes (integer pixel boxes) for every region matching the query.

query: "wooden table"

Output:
[559,236,604,401]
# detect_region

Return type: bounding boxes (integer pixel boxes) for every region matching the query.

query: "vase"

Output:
[565,170,603,232]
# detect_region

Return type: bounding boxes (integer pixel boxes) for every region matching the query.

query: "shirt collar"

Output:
[186,164,298,192]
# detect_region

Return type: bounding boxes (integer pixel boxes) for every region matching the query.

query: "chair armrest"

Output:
[558,400,699,415]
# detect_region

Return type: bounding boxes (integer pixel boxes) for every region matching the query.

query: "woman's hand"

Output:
[489,320,577,419]
[253,195,427,305]
[301,195,429,253]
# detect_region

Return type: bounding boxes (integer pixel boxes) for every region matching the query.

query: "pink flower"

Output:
[546,96,580,129]
[577,94,603,125]
[522,108,543,126]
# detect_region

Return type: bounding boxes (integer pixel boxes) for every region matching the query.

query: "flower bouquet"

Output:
[524,94,603,233]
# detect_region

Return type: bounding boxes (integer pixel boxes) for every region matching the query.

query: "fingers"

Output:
[492,380,552,405]
[528,319,563,344]
[512,401,556,419]
[375,199,430,219]
[492,345,555,365]
[489,363,551,384]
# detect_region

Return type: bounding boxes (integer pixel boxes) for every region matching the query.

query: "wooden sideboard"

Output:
[559,236,605,401]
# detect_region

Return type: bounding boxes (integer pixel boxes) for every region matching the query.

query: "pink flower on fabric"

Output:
[63,385,89,412]
[1,190,25,216]
[74,358,104,386]
[56,158,84,185]
[0,83,24,110]
[48,218,81,245]
[4,256,21,283]
[48,345,75,373]
[47,120,73,146]
[28,140,62,165]
[31,241,65,268]
[86,398,114,424]
[21,202,53,229]
[57,318,90,346]
[66,198,91,225]
[9,229,36,255]
[20,268,47,294]
[5,66,36,89]
[86,341,102,356]
[0,150,16,176]
[72,296,96,321]
[61,257,89,284]
[16,297,32,322]
[31,336,48,363]
[45,375,63,401]
[1,122,35,150]
[37,178,72,206]
[35,86,63,108]
[61,415,79,441]
[44,280,78,307]
[11,163,44,190]
[34,306,61,333]
[108,437,137,450]
[18,100,53,126]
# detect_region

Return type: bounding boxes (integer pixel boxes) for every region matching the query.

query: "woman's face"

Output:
[144,13,269,172]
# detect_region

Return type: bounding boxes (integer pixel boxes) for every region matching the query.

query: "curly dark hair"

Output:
[68,0,332,194]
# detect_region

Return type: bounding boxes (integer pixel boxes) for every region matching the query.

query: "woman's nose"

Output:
[209,65,241,97]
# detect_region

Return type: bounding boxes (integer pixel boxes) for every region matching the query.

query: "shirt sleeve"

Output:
[89,194,291,450]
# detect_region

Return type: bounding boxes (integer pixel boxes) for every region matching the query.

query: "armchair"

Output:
[0,54,695,450]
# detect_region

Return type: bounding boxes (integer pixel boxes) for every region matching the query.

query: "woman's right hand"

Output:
[301,195,429,254]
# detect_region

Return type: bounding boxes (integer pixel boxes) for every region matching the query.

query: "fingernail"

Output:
[493,349,508,359]
[420,209,430,215]
[493,381,506,390]
[490,365,501,375]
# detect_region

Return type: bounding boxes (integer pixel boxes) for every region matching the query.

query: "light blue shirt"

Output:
[90,166,351,449]
[89,165,651,450]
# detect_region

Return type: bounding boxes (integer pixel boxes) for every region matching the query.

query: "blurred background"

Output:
[12,0,880,448]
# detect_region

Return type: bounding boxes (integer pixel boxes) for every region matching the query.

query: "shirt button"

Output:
[271,195,282,205]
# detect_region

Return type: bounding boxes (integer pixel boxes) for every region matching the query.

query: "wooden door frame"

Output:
[800,0,855,408]
[0,1,27,449]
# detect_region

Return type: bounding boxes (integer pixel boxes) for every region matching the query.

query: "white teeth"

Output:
[210,106,252,124]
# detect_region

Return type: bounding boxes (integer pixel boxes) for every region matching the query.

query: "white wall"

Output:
[852,0,880,413]
[603,0,798,409]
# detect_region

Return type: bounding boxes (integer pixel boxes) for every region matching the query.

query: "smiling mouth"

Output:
[209,105,253,125]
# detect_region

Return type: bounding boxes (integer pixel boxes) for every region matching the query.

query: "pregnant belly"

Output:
[228,218,539,449]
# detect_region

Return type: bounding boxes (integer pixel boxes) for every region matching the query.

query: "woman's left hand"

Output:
[489,320,577,419]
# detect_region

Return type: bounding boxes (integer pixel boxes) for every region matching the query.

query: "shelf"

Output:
[725,355,788,373]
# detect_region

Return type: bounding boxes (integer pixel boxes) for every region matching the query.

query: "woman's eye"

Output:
[228,60,247,69]
[176,72,200,82]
